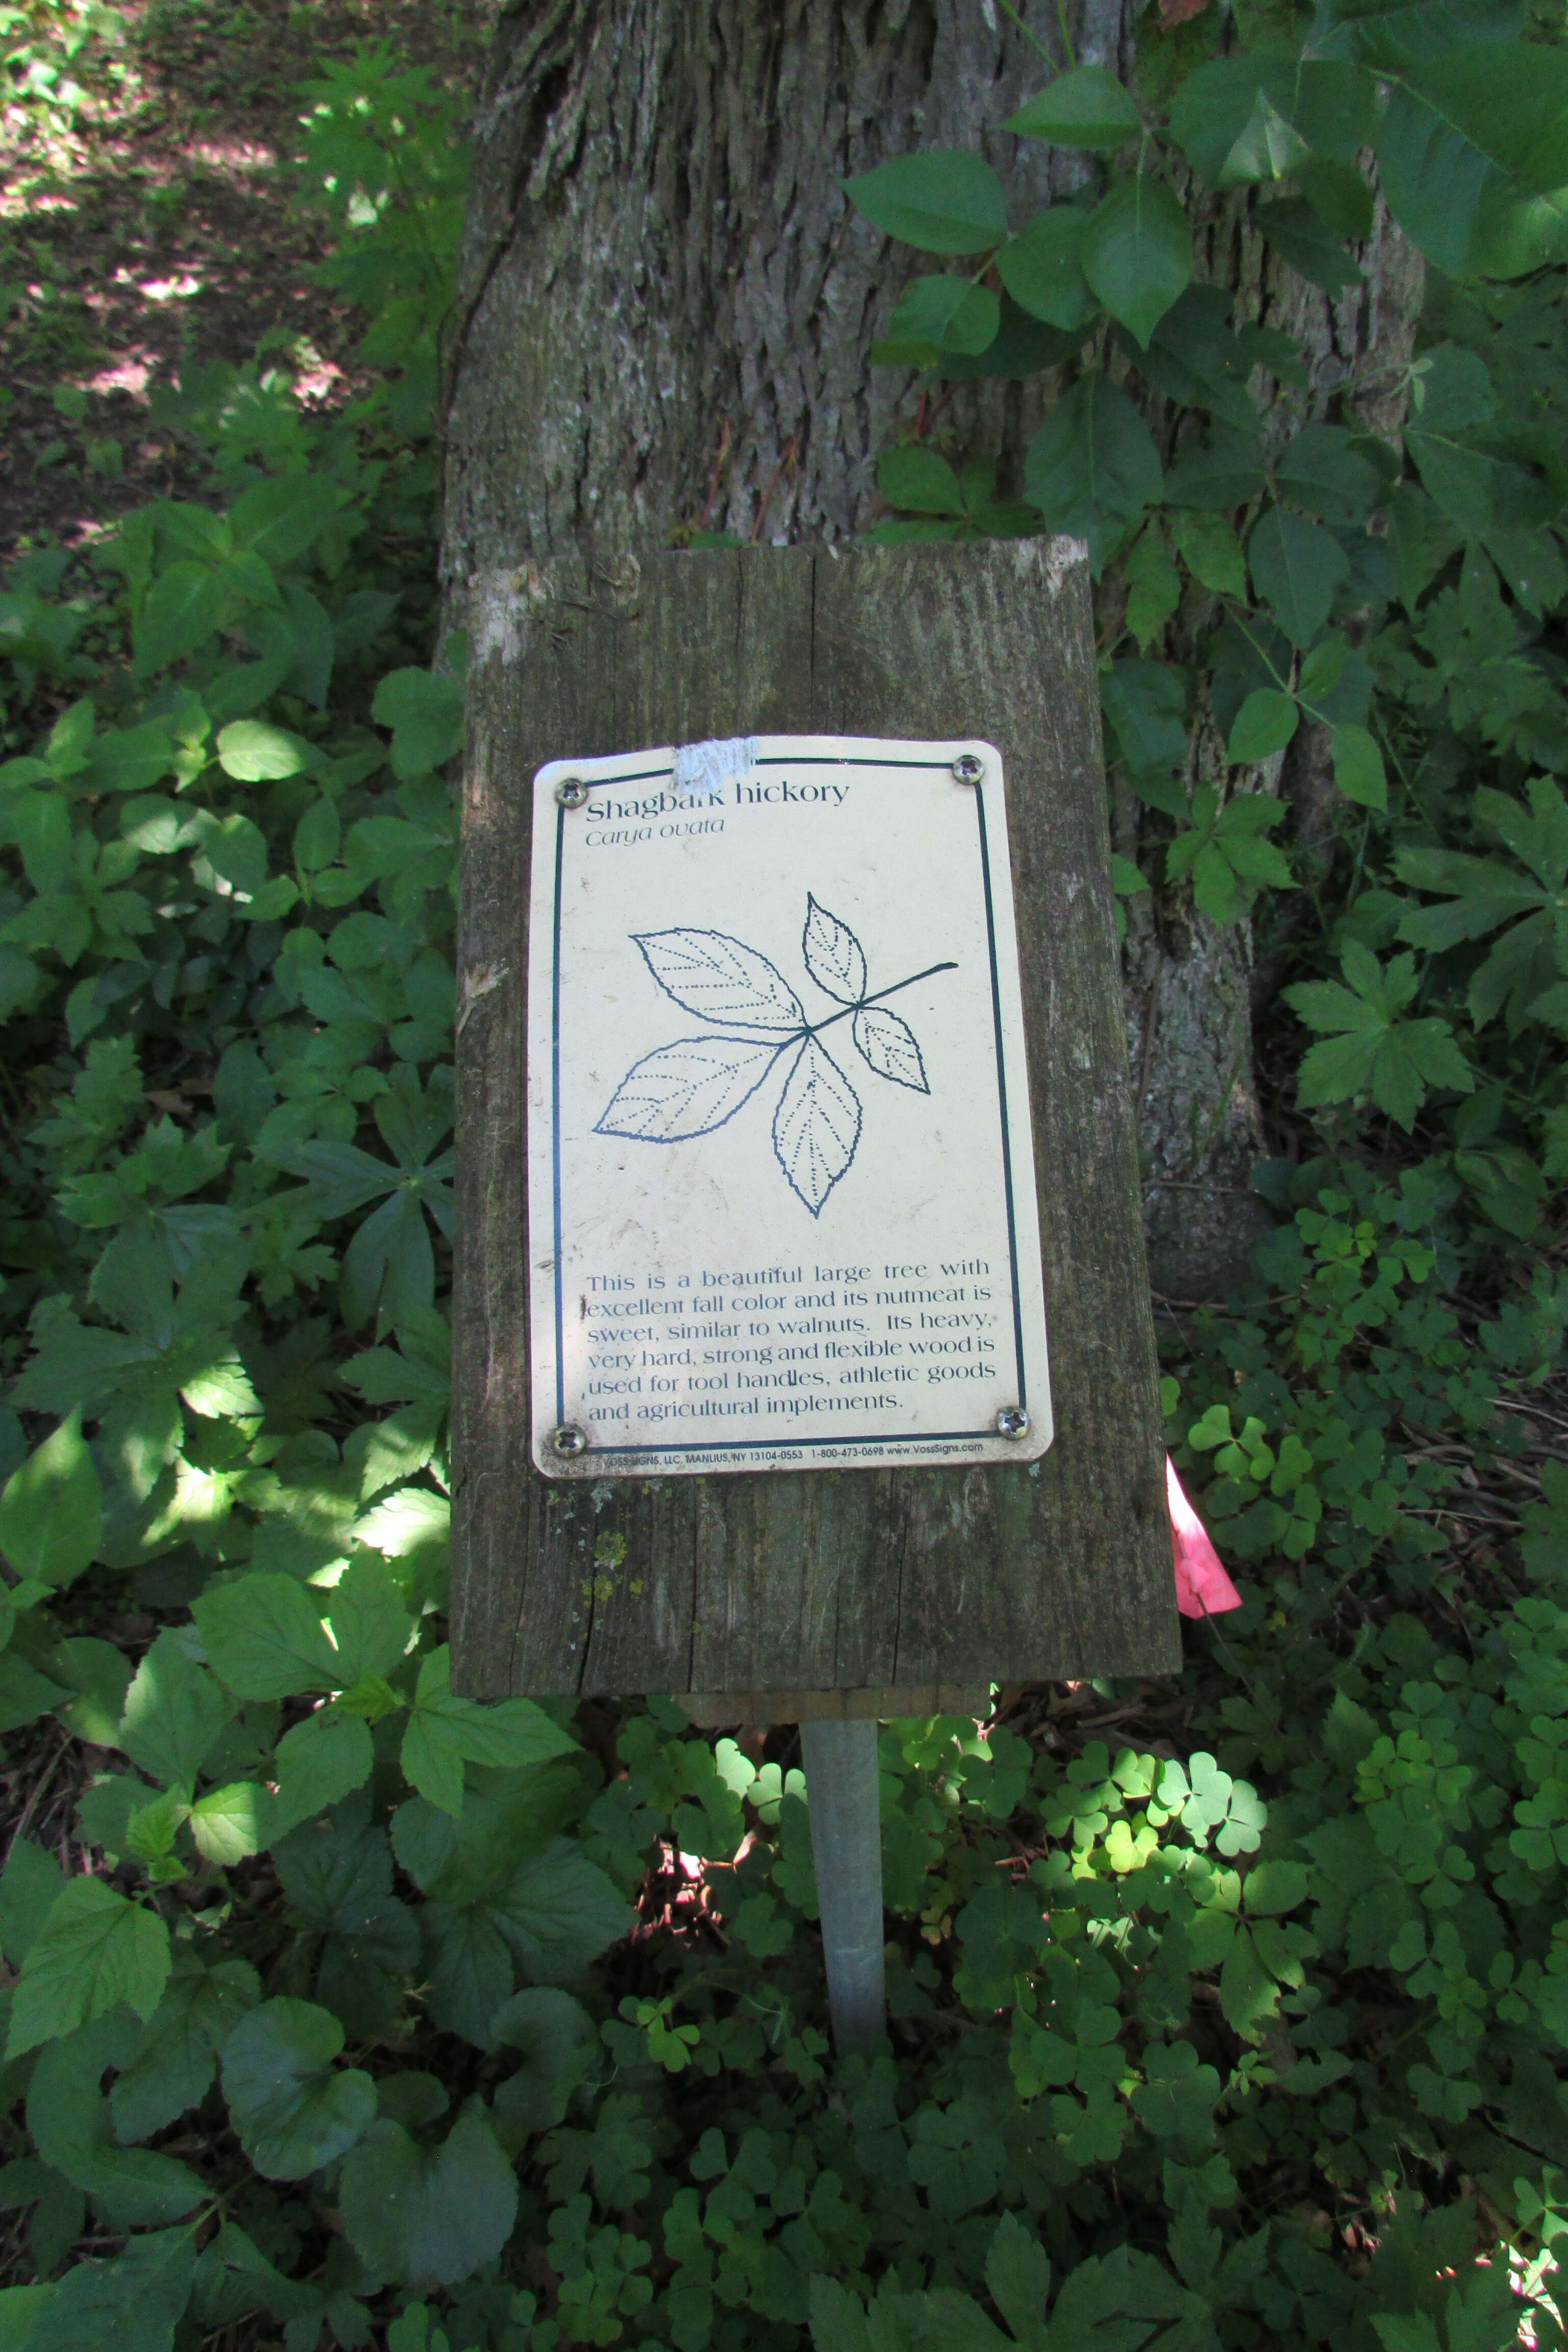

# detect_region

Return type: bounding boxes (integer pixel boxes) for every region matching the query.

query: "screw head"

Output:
[952,753,985,786]
[549,1422,589,1458]
[555,775,590,808]
[995,1405,1030,1440]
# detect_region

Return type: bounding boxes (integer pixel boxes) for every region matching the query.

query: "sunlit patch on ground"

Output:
[0,0,482,554]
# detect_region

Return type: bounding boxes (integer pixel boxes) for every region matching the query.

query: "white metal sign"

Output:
[525,736,1051,1479]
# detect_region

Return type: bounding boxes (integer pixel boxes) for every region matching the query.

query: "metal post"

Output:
[799,1718,886,2056]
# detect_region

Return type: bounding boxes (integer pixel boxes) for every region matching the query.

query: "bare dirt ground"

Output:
[0,0,484,557]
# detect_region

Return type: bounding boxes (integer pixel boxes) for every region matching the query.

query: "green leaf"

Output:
[0,1409,100,1590]
[995,208,1098,332]
[23,2225,194,2352]
[491,1988,595,2131]
[877,447,965,518]
[400,1647,577,1819]
[326,1557,414,1684]
[1261,195,1363,290]
[1080,176,1191,350]
[1170,510,1246,597]
[110,1951,260,2142]
[132,562,226,676]
[1376,45,1568,278]
[1002,63,1141,151]
[1285,943,1475,1128]
[220,1996,377,2179]
[229,474,326,566]
[983,2212,1051,2342]
[1247,509,1350,650]
[1227,690,1299,764]
[1099,660,1187,801]
[0,2289,53,2352]
[339,2111,519,2287]
[1330,723,1387,811]
[270,1707,376,1839]
[1162,423,1266,509]
[839,152,1008,254]
[1024,373,1162,576]
[1123,523,1180,651]
[215,721,308,782]
[881,278,1000,360]
[1242,1860,1312,1916]
[119,1631,228,1792]
[1272,424,1384,527]
[0,1840,63,1967]
[192,1572,341,1700]
[370,668,465,780]
[7,1880,171,2056]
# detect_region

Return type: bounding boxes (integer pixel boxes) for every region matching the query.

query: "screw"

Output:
[549,1423,589,1458]
[952,753,985,786]
[995,1405,1030,1440]
[555,775,590,808]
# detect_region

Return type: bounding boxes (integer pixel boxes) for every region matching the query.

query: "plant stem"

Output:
[806,960,959,1038]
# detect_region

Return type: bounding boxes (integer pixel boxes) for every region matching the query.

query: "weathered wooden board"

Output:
[452,542,1179,1698]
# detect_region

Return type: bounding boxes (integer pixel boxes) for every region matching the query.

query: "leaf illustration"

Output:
[596,1037,785,1142]
[772,1038,862,1216]
[633,929,804,1031]
[852,1006,929,1092]
[802,895,867,1004]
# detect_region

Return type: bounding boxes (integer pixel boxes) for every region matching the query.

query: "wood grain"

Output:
[451,543,1179,1698]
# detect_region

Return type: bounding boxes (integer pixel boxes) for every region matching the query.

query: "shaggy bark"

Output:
[440,3,1424,1301]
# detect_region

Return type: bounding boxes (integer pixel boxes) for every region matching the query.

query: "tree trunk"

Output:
[440,5,1425,1306]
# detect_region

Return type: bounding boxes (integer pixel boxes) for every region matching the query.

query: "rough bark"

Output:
[441,5,1426,1306]
[442,0,1125,589]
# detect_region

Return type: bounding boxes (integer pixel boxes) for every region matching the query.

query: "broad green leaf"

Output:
[1024,372,1162,576]
[188,1781,269,1866]
[400,1646,577,1818]
[1262,195,1363,291]
[1376,46,1568,278]
[192,1572,341,1700]
[119,1631,228,1792]
[270,1706,376,1838]
[220,1996,377,2178]
[326,1556,415,1683]
[995,208,1098,332]
[1123,523,1180,651]
[1099,660,1187,803]
[1171,509,1246,596]
[984,2212,1052,2342]
[371,668,466,779]
[877,447,965,518]
[839,151,1008,254]
[132,562,226,676]
[0,2288,53,2352]
[1247,509,1349,650]
[110,1951,260,2142]
[339,2111,519,2287]
[0,1408,100,1588]
[1272,424,1384,527]
[215,720,308,782]
[1080,176,1190,349]
[28,2017,204,2225]
[1002,63,1141,151]
[491,1988,595,2130]
[7,1880,171,2056]
[881,277,999,360]
[229,474,326,565]
[1170,53,1378,184]
[1227,690,1299,764]
[0,1839,63,1967]
[1162,423,1266,510]
[23,2225,194,2352]
[1330,723,1387,811]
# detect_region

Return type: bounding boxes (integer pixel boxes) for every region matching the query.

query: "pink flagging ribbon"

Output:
[1167,1455,1242,1620]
